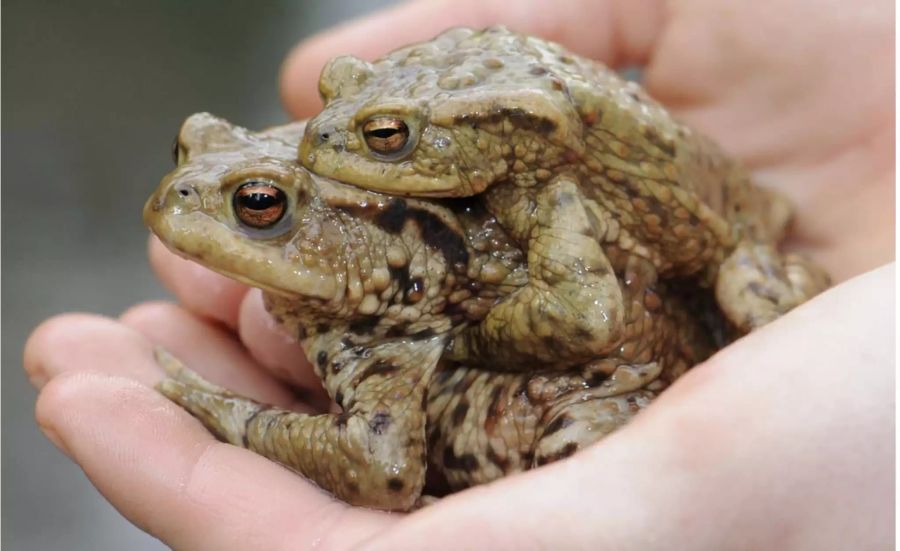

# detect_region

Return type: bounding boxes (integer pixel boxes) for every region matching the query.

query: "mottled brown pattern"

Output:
[145,102,815,512]
[301,26,830,369]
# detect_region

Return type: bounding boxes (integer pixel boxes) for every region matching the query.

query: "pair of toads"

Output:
[144,27,829,511]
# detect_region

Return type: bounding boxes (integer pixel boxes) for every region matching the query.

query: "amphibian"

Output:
[300,26,830,370]
[145,113,719,510]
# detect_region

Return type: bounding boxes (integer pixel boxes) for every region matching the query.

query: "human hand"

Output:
[23,250,895,549]
[26,0,894,549]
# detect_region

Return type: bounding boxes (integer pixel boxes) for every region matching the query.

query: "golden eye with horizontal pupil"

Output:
[233,182,287,229]
[362,118,410,155]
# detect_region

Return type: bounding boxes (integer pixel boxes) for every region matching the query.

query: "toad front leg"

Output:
[155,339,444,511]
[448,177,624,369]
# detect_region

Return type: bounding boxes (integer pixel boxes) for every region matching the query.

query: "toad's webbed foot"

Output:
[154,344,442,511]
[532,388,657,467]
[716,242,830,332]
[447,177,624,370]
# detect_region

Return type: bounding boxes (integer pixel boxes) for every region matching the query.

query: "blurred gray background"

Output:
[2,1,396,548]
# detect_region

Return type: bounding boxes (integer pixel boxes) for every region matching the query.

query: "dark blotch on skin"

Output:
[316,323,330,334]
[316,351,328,368]
[543,414,574,436]
[427,426,442,449]
[335,391,344,405]
[536,442,579,466]
[387,477,405,492]
[364,198,471,272]
[441,301,467,320]
[559,441,579,459]
[335,411,351,428]
[241,406,272,447]
[407,209,469,271]
[586,370,610,387]
[508,107,557,135]
[386,323,409,338]
[349,316,379,335]
[388,264,410,295]
[369,412,392,435]
[453,107,557,137]
[451,401,469,426]
[359,360,401,380]
[443,447,479,472]
[409,327,436,340]
[433,366,456,386]
[374,198,409,233]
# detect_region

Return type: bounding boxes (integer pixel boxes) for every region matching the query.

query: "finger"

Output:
[149,236,325,403]
[237,288,324,396]
[120,301,320,409]
[281,0,664,117]
[25,309,311,413]
[149,235,247,329]
[24,313,161,390]
[366,264,895,549]
[36,372,395,550]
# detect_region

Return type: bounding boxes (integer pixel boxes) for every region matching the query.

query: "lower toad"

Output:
[145,114,721,510]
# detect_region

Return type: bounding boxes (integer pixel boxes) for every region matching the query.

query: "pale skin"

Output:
[25,0,893,549]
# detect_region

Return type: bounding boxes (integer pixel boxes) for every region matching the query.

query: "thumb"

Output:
[280,0,664,118]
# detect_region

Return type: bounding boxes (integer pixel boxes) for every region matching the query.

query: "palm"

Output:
[25,0,893,549]
[644,0,893,278]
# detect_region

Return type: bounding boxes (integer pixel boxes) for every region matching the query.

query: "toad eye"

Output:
[233,181,287,229]
[362,118,410,156]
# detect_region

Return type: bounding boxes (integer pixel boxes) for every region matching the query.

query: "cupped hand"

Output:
[25,0,894,549]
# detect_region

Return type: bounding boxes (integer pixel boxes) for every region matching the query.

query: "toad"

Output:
[299,26,829,370]
[145,113,718,510]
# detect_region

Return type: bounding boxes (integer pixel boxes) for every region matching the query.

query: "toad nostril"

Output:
[315,126,339,146]
[173,182,197,201]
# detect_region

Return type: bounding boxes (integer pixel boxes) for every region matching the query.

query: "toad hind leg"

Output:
[448,177,624,369]
[716,241,830,332]
[532,389,656,467]
[154,345,440,511]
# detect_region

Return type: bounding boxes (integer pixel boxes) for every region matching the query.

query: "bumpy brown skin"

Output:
[145,114,719,511]
[300,26,830,370]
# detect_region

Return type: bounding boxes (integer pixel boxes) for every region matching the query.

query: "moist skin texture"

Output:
[146,114,719,511]
[300,26,830,371]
